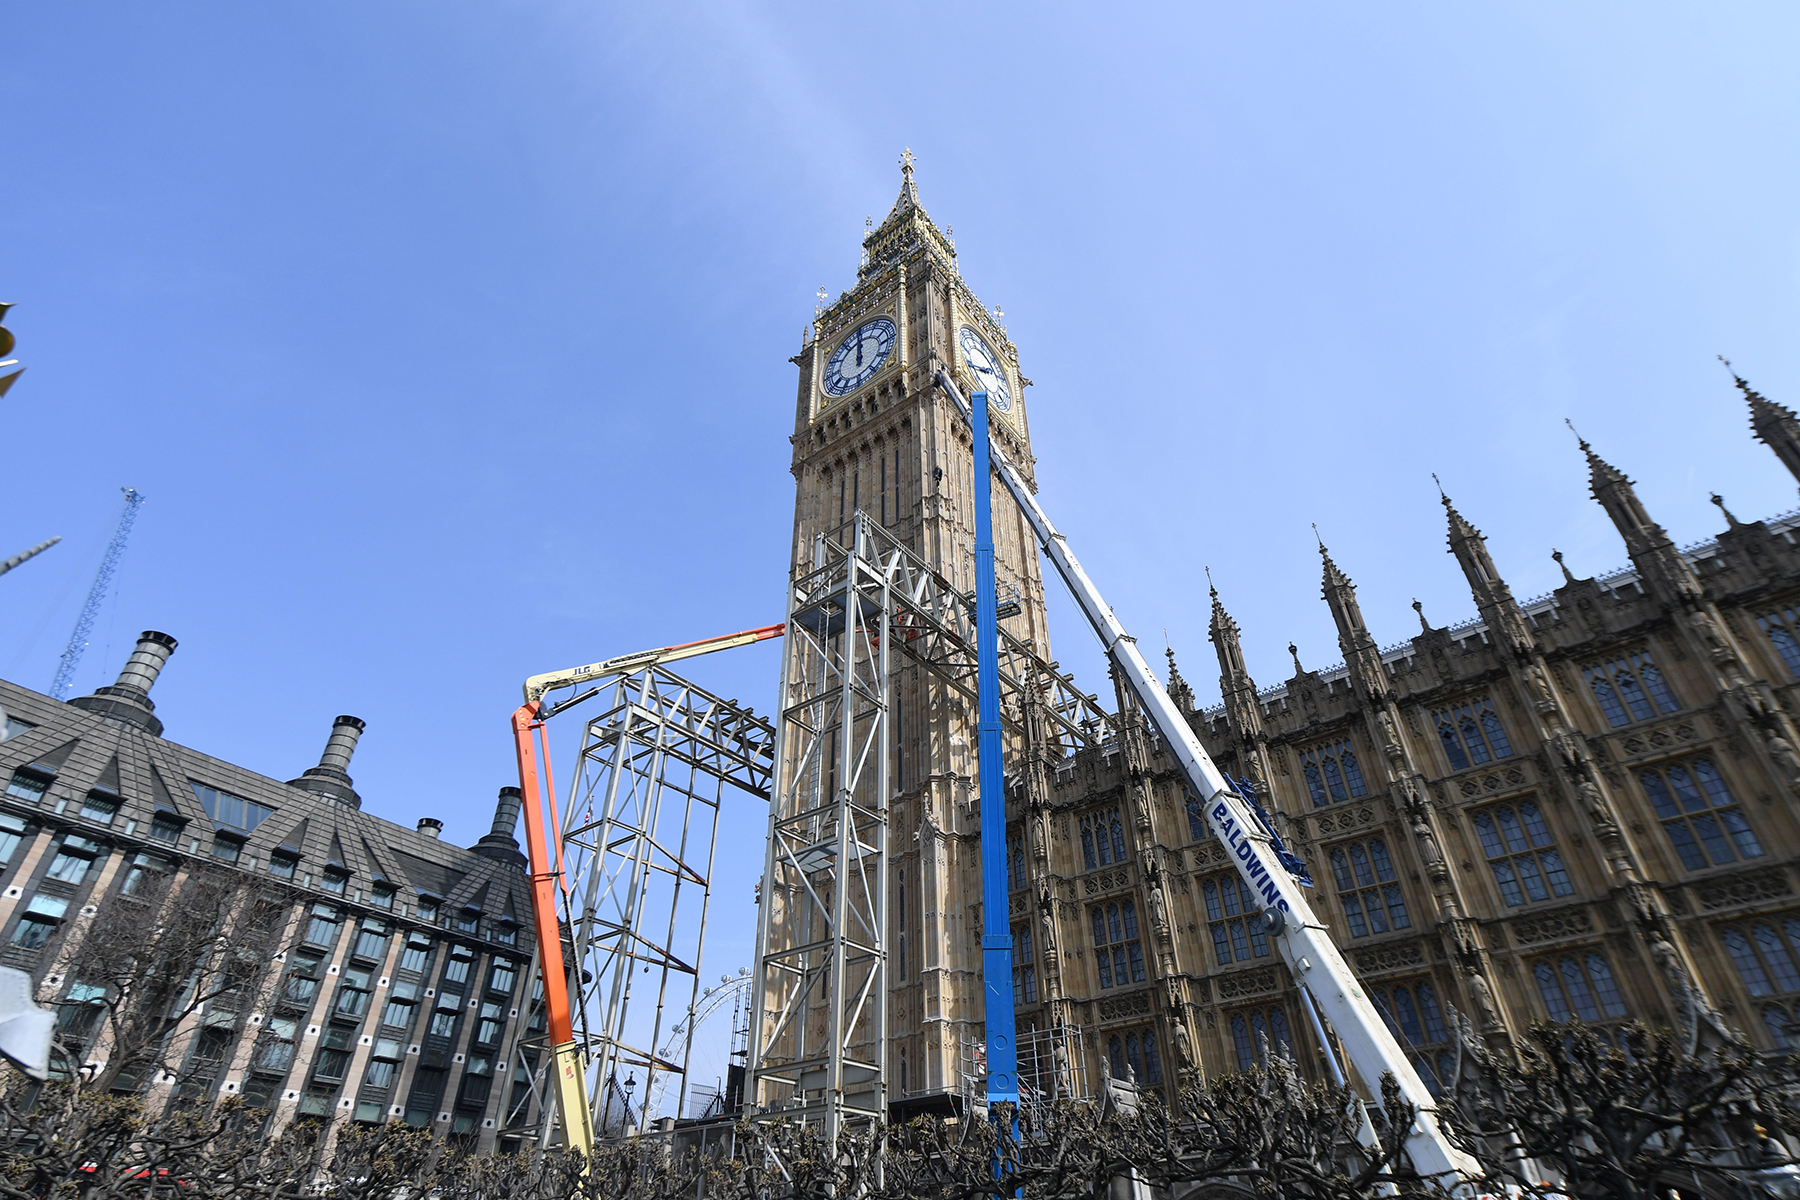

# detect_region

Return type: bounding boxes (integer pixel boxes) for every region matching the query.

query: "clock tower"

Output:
[785,153,1050,1102]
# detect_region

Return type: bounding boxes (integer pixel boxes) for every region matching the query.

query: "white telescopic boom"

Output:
[935,370,1478,1183]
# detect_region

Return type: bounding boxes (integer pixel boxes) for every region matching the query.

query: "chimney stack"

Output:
[416,817,443,839]
[316,716,365,774]
[69,631,178,735]
[114,631,177,696]
[472,786,526,866]
[287,715,366,810]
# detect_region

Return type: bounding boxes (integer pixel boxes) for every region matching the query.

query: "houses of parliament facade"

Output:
[789,156,1800,1108]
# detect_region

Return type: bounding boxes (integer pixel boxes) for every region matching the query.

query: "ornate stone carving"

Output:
[1216,967,1277,999]
[1510,907,1594,945]
[1352,943,1426,974]
[1696,868,1793,911]
[1096,990,1153,1021]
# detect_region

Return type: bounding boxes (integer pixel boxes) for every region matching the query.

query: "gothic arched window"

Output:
[1299,740,1367,807]
[1641,758,1760,870]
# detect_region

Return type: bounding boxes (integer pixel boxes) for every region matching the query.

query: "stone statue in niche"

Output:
[1172,1020,1195,1071]
[1462,966,1501,1028]
[1410,813,1443,868]
[1147,882,1170,933]
[1765,732,1800,793]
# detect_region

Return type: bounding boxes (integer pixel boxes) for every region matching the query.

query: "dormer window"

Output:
[319,869,348,895]
[148,812,185,844]
[209,834,244,865]
[455,908,480,934]
[417,896,441,924]
[191,782,275,834]
[268,852,298,880]
[80,790,119,825]
[370,885,395,910]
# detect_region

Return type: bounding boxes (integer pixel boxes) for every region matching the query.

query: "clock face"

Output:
[823,317,897,397]
[958,326,1012,412]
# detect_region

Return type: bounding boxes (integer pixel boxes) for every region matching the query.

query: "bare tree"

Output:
[1445,1019,1800,1200]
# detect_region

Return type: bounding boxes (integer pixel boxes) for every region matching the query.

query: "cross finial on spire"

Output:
[1205,565,1217,599]
[1432,472,1446,500]
[1565,417,1591,453]
[1711,492,1743,529]
[1312,522,1325,551]
[900,147,915,176]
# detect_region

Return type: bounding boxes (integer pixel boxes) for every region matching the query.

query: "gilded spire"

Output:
[883,147,924,224]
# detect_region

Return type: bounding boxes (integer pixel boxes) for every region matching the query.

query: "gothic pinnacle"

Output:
[1289,642,1304,674]
[1712,492,1744,530]
[1413,598,1430,632]
[1552,549,1577,585]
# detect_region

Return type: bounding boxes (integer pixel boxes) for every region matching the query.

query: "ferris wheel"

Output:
[643,967,752,1120]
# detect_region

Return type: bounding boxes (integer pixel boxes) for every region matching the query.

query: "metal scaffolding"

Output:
[747,511,1115,1143]
[515,663,775,1144]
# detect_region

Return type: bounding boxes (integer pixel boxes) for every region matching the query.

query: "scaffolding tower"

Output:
[514,662,775,1146]
[747,512,1115,1144]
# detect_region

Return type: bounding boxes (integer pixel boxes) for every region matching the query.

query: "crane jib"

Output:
[1210,802,1293,913]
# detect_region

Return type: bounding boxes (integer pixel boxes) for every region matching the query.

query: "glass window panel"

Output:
[1229,921,1250,961]
[1269,1008,1292,1056]
[1642,771,1679,819]
[1481,706,1513,757]
[1640,660,1680,713]
[1231,1017,1253,1070]
[1668,767,1707,813]
[1690,813,1735,865]
[1615,669,1654,721]
[1341,893,1368,938]
[1417,983,1446,1042]
[1724,927,1773,996]
[1248,921,1269,958]
[1349,845,1374,887]
[1490,858,1525,907]
[1211,924,1232,966]
[1520,803,1553,847]
[1304,762,1328,807]
[1203,881,1222,921]
[1721,808,1763,858]
[1109,815,1126,862]
[1107,905,1123,943]
[1249,1013,1268,1062]
[1590,675,1628,727]
[1369,840,1397,882]
[1341,750,1367,796]
[1384,885,1411,930]
[1765,1005,1794,1050]
[1090,907,1107,947]
[1560,957,1600,1020]
[1754,924,1800,992]
[1462,715,1491,765]
[1540,849,1575,897]
[1392,987,1424,1045]
[1081,827,1096,870]
[1516,854,1550,902]
[1496,808,1529,853]
[1535,962,1571,1021]
[1439,722,1470,771]
[1663,821,1709,871]
[1473,815,1505,860]
[1121,901,1139,940]
[1323,758,1348,803]
[1365,893,1389,934]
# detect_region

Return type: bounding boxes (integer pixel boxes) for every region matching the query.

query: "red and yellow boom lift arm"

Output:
[509,623,783,1156]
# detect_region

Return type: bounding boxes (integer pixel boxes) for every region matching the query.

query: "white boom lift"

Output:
[937,369,1479,1185]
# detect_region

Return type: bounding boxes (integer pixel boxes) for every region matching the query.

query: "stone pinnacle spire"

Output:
[1724,358,1800,485]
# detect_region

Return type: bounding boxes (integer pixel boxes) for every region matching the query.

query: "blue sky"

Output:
[3,3,1797,1084]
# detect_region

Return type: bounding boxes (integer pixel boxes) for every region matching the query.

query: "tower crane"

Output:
[0,538,60,579]
[49,488,145,701]
[945,368,1480,1187]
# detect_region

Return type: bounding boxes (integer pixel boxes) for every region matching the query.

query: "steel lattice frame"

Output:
[748,513,894,1141]
[525,664,775,1142]
[748,512,1116,1143]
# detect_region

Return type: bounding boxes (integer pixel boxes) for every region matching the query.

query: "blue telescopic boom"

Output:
[973,389,1020,1108]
